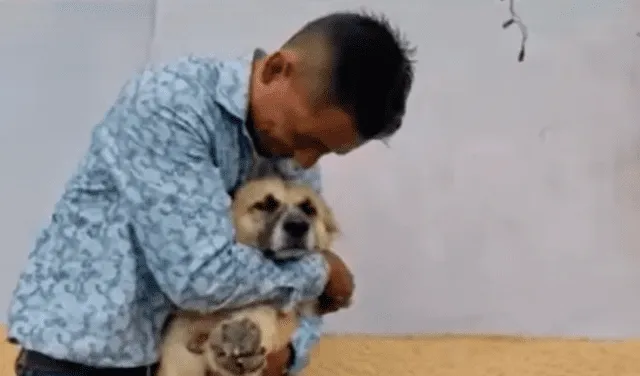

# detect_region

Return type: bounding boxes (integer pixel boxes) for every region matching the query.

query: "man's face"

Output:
[251,51,361,168]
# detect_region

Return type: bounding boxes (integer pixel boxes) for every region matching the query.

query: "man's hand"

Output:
[263,344,293,376]
[318,250,354,315]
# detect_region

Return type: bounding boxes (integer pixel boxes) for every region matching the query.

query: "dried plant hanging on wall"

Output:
[501,0,528,62]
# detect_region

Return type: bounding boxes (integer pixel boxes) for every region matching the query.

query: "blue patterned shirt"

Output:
[7,50,328,374]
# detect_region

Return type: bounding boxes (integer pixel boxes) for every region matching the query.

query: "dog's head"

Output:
[231,178,339,260]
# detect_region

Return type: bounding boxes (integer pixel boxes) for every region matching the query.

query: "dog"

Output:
[157,177,341,376]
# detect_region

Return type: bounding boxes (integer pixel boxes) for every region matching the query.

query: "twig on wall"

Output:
[501,0,528,62]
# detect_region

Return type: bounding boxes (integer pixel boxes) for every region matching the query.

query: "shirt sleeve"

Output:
[102,72,329,312]
[282,164,325,374]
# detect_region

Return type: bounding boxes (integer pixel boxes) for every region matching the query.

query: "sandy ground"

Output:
[307,334,640,376]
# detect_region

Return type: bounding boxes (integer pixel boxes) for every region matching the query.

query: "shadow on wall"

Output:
[1,0,640,338]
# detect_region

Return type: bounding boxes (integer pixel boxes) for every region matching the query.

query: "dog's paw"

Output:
[210,317,267,375]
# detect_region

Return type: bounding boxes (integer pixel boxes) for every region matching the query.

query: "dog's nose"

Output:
[283,220,309,238]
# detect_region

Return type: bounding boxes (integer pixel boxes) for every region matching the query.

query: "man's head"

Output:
[249,11,416,168]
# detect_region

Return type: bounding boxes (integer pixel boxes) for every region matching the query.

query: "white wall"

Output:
[0,0,154,320]
[1,0,639,338]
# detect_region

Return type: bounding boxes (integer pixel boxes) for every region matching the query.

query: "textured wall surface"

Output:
[1,0,638,338]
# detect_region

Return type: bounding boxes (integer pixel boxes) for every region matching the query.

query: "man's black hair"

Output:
[284,10,416,141]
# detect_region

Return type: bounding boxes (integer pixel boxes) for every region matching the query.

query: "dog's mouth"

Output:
[263,248,314,261]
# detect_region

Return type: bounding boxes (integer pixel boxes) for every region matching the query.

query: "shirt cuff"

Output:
[288,315,324,375]
[275,253,329,312]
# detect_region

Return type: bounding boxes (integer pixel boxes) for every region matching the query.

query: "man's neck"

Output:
[245,48,275,159]
[244,107,274,158]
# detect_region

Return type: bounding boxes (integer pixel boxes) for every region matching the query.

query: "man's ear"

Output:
[261,50,298,85]
[186,331,210,354]
[261,51,290,84]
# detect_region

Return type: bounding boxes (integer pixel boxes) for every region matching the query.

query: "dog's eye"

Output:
[253,194,280,212]
[298,199,317,216]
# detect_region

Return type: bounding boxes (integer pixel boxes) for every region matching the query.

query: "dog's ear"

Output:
[323,206,340,236]
[186,330,210,354]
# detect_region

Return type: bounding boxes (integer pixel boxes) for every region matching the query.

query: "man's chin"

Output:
[255,129,293,158]
[292,150,321,168]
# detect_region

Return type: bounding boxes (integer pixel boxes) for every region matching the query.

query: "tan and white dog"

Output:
[157,177,340,376]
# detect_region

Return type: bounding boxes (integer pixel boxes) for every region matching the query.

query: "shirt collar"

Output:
[213,49,263,122]
[214,49,273,158]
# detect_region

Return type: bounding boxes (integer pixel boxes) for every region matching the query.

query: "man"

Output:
[7,10,415,376]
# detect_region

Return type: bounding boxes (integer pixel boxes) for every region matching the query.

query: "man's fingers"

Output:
[317,295,351,315]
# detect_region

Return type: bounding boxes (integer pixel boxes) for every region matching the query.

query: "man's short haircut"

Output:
[283,10,416,142]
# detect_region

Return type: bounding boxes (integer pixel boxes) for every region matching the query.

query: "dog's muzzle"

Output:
[262,208,315,260]
[282,219,309,238]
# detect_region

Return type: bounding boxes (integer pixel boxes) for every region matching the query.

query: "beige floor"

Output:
[2,328,640,376]
[307,335,640,376]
